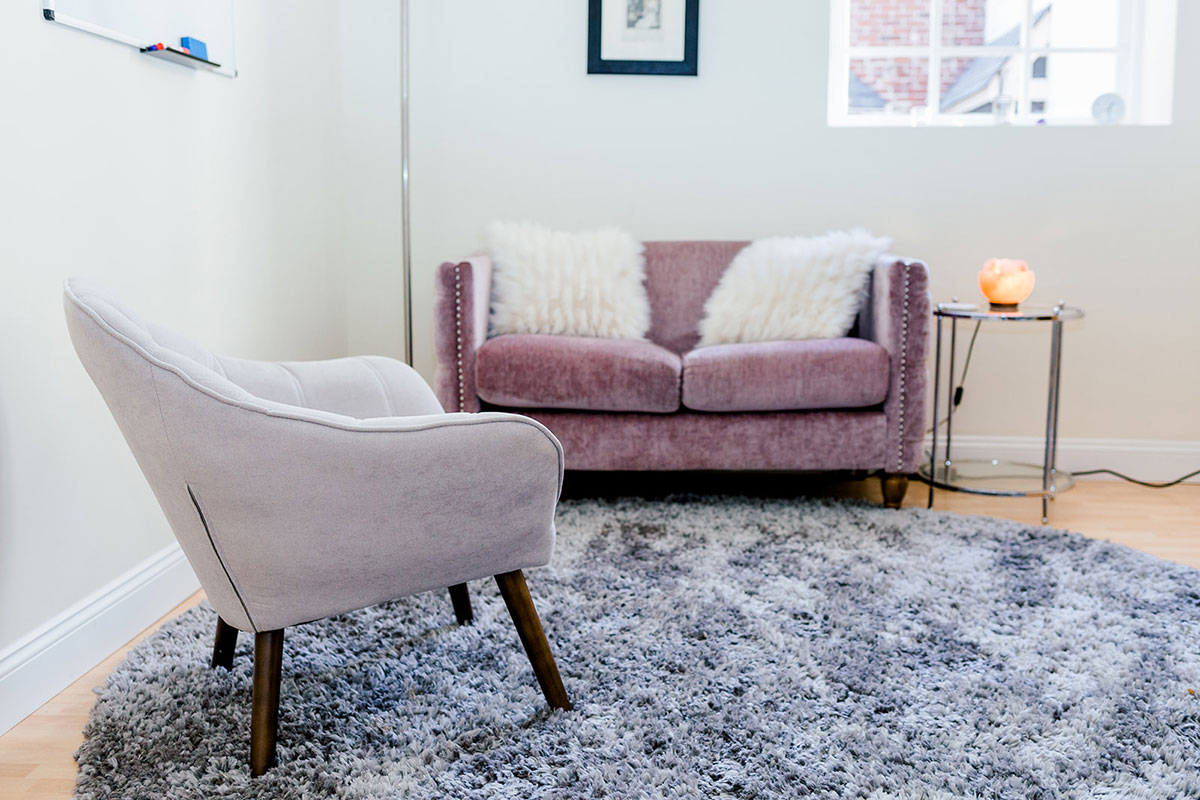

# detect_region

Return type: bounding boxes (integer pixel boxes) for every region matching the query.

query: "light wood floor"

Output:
[1,480,1197,799]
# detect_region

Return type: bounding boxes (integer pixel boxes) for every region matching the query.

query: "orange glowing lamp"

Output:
[978,258,1035,311]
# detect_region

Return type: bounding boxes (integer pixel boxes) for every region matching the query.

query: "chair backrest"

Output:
[63,278,260,630]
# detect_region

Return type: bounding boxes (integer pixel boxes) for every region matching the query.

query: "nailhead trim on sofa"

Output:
[895,265,912,472]
[454,264,465,412]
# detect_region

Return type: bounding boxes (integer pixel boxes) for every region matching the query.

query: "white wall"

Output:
[405,1,1199,447]
[0,2,346,652]
[338,0,408,360]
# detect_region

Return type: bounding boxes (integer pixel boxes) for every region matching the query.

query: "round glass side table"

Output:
[917,302,1085,523]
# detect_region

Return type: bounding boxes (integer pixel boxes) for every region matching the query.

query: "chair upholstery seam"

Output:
[359,357,396,417]
[148,361,256,631]
[186,484,257,631]
[277,362,307,407]
[65,287,557,436]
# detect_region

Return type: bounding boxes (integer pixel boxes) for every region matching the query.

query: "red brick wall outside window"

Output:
[850,0,985,113]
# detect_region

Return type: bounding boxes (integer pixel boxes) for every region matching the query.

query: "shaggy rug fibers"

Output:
[75,497,1200,799]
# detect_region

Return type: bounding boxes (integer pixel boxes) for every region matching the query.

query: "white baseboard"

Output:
[0,543,200,736]
[922,436,1200,484]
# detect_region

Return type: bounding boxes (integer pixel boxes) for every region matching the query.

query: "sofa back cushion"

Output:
[643,241,749,353]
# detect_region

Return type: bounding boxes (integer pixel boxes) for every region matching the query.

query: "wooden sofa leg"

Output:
[211,617,239,670]
[250,629,284,777]
[880,473,910,509]
[448,583,473,625]
[494,570,572,711]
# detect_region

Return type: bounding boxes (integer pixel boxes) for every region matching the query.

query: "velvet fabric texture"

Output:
[435,247,931,474]
[434,256,491,413]
[476,334,682,413]
[860,258,931,473]
[65,278,564,633]
[496,410,888,472]
[643,241,750,353]
[682,339,889,413]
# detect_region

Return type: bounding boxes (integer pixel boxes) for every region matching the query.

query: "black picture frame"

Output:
[587,0,699,76]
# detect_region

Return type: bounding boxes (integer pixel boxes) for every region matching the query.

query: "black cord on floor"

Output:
[1071,467,1200,489]
[920,320,1198,488]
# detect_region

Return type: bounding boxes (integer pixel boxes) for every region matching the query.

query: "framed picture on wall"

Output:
[587,0,699,76]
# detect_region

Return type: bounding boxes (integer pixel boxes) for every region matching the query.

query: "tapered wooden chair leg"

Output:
[211,617,239,669]
[250,629,284,777]
[494,570,572,711]
[448,583,473,625]
[881,472,910,509]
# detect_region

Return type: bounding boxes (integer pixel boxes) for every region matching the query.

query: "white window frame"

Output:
[827,0,1143,127]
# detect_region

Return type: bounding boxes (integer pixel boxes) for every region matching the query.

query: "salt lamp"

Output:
[978,258,1035,310]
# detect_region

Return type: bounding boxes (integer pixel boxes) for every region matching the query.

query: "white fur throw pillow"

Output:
[486,221,651,340]
[696,230,891,347]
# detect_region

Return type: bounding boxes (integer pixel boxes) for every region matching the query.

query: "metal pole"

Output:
[928,314,943,508]
[400,0,413,366]
[944,318,958,471]
[1048,317,1065,493]
[1041,318,1062,523]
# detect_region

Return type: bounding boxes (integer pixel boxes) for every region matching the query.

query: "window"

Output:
[828,0,1178,126]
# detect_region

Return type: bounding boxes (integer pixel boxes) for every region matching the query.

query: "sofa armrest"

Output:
[862,256,931,473]
[434,256,492,412]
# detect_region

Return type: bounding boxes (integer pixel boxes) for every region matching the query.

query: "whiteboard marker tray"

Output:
[141,45,221,71]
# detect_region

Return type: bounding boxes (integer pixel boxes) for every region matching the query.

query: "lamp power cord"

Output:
[923,320,1198,489]
[926,321,982,434]
[1069,468,1200,489]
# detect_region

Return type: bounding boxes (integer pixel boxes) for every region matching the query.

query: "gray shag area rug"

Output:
[75,497,1200,799]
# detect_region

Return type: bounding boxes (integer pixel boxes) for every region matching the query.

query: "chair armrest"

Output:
[434,256,492,412]
[861,256,931,473]
[172,401,564,631]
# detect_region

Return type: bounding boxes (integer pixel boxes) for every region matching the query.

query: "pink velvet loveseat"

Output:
[433,242,930,507]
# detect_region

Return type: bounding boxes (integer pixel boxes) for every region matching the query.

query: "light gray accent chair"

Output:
[63,278,571,776]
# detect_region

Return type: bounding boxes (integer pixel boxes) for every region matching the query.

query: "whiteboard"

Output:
[43,0,237,77]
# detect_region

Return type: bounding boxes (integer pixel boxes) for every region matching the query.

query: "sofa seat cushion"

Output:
[682,338,889,412]
[476,334,682,413]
